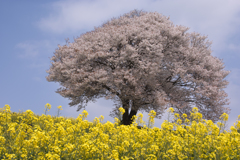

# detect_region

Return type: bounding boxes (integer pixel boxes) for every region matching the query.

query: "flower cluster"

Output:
[0,104,239,160]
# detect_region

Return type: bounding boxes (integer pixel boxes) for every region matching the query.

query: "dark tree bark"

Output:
[120,99,138,125]
[121,107,137,125]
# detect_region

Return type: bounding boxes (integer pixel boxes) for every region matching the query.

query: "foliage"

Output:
[46,9,231,125]
[0,104,240,160]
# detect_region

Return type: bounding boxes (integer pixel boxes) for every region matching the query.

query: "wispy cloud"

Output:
[153,0,240,55]
[36,0,140,34]
[36,0,240,56]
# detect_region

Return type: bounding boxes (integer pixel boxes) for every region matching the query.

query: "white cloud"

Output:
[37,0,145,34]
[37,0,240,56]
[148,0,240,55]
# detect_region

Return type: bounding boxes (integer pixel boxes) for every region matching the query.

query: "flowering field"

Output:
[0,104,240,160]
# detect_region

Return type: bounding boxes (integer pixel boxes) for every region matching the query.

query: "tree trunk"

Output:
[120,99,137,125]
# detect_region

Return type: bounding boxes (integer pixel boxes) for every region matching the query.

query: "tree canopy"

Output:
[46,9,231,125]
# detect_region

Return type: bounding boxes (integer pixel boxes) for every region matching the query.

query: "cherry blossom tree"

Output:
[46,9,231,126]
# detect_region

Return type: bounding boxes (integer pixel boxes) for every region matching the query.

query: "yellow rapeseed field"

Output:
[0,103,240,160]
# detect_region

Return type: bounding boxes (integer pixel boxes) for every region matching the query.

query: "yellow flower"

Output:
[5,153,16,159]
[135,113,146,127]
[230,126,237,132]
[45,103,51,109]
[0,136,6,144]
[192,107,198,112]
[99,115,104,122]
[168,107,174,113]
[119,107,125,115]
[184,118,190,125]
[111,149,119,160]
[220,113,229,121]
[174,113,180,118]
[3,101,240,159]
[57,105,62,110]
[182,113,187,118]
[131,115,136,121]
[4,104,11,112]
[176,119,182,125]
[114,117,120,125]
[21,154,27,159]
[148,110,156,117]
[26,110,34,115]
[82,110,88,120]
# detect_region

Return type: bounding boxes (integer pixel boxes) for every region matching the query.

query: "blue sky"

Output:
[1,0,240,131]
